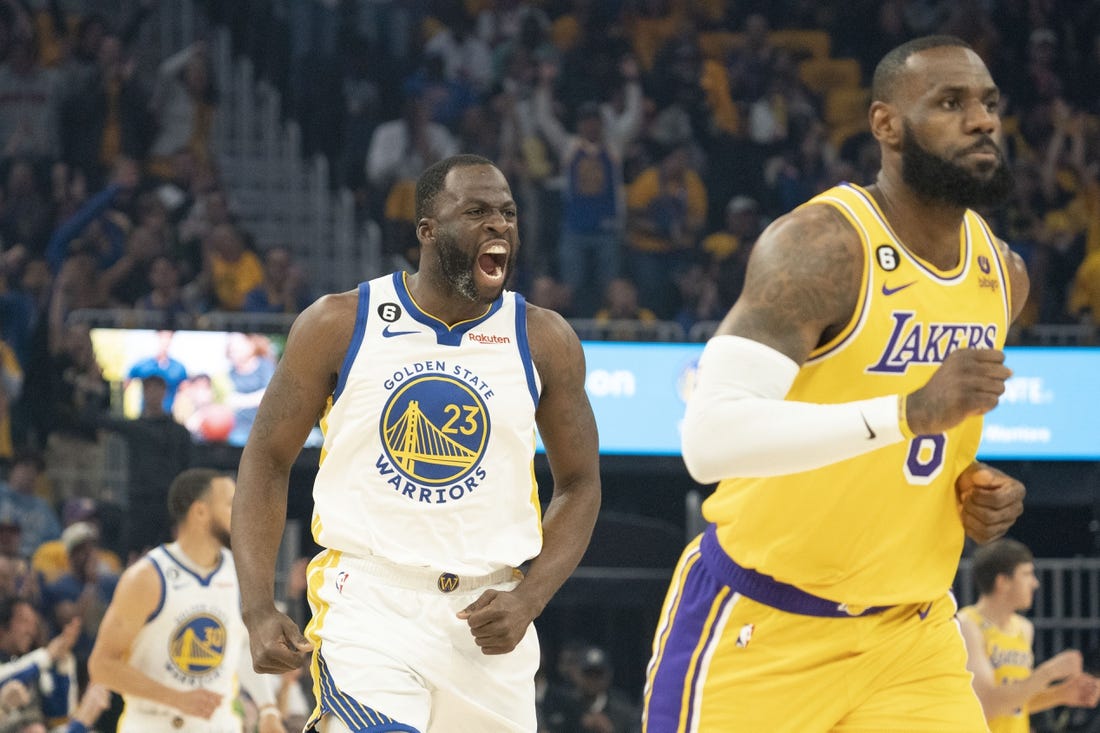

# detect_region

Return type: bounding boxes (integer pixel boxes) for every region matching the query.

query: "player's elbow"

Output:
[680,403,746,484]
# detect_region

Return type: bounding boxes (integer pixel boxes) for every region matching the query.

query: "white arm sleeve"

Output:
[681,336,909,482]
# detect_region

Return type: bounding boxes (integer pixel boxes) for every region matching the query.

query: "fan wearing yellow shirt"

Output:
[958,539,1100,733]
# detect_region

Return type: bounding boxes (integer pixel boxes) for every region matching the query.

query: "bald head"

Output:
[871,35,974,103]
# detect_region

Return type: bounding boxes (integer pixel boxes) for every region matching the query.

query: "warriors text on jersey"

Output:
[703,183,1012,607]
[117,544,245,733]
[312,272,543,575]
[958,606,1033,733]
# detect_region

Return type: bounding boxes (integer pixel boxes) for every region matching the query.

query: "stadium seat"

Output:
[799,57,863,95]
[769,29,831,61]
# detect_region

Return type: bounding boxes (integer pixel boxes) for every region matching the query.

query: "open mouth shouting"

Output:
[476,240,510,288]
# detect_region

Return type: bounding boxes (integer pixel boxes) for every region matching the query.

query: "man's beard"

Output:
[434,228,514,304]
[901,122,1014,208]
[212,521,231,549]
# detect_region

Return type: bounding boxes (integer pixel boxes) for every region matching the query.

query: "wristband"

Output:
[898,394,916,440]
[259,705,281,718]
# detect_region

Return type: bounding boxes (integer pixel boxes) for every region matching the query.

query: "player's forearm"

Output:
[88,655,182,711]
[1028,682,1072,713]
[514,477,600,616]
[976,674,1051,718]
[681,336,907,482]
[234,449,291,619]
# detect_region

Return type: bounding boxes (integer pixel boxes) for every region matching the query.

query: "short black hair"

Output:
[142,375,167,389]
[0,596,32,631]
[972,538,1033,596]
[871,35,974,103]
[415,154,496,222]
[167,468,224,526]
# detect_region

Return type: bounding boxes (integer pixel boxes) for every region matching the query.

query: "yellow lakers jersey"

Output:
[958,606,1033,733]
[704,183,1012,606]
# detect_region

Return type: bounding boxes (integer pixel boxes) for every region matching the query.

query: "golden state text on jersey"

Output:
[703,184,1012,607]
[311,272,544,575]
[376,366,492,503]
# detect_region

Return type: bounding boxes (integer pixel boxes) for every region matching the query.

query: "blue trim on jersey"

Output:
[392,272,504,347]
[160,545,224,586]
[312,653,421,732]
[513,294,539,407]
[146,553,167,623]
[334,281,371,403]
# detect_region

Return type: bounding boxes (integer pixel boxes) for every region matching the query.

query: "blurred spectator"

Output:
[44,157,139,275]
[671,258,723,336]
[526,274,573,317]
[541,645,640,733]
[422,7,494,95]
[702,194,764,308]
[534,55,643,316]
[198,223,263,311]
[593,278,658,340]
[0,33,62,163]
[366,95,457,266]
[134,255,195,325]
[0,452,59,559]
[100,224,163,307]
[87,375,190,558]
[243,246,312,314]
[0,597,80,732]
[0,338,21,462]
[39,323,108,502]
[31,497,122,586]
[58,32,152,189]
[624,144,707,318]
[0,550,36,603]
[0,159,55,258]
[39,522,117,666]
[146,41,219,184]
[1068,247,1100,325]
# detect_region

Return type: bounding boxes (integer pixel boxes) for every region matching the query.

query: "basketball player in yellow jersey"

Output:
[645,36,1030,732]
[958,539,1100,732]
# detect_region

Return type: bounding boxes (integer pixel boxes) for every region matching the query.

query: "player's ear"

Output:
[869,101,902,150]
[416,218,435,246]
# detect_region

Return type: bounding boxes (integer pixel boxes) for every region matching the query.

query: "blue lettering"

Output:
[449,485,465,500]
[375,455,394,475]
[387,475,402,492]
[436,488,447,504]
[419,487,432,503]
[476,466,486,481]
[869,313,1000,375]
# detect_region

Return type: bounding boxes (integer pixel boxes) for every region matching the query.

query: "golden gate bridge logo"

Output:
[168,614,227,676]
[380,375,489,485]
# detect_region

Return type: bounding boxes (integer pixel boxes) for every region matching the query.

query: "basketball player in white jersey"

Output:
[89,468,286,733]
[233,154,601,732]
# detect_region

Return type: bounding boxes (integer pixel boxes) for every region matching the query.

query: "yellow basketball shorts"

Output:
[303,549,539,733]
[643,531,989,733]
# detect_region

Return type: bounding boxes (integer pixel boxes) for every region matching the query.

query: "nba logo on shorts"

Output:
[736,623,754,648]
[335,571,349,594]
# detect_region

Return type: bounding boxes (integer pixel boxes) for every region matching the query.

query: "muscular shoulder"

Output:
[284,289,360,374]
[723,202,862,362]
[525,304,585,383]
[112,557,162,612]
[993,238,1030,323]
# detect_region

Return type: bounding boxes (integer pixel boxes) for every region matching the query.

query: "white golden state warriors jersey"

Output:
[118,544,245,733]
[312,272,544,575]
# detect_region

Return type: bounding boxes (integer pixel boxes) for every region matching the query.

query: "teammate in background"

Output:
[89,468,285,733]
[233,154,601,732]
[645,36,1029,731]
[958,539,1100,731]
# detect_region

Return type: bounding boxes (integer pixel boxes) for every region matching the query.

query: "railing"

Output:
[955,557,1100,663]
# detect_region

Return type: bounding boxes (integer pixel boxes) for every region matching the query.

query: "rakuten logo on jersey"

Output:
[468,333,511,344]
